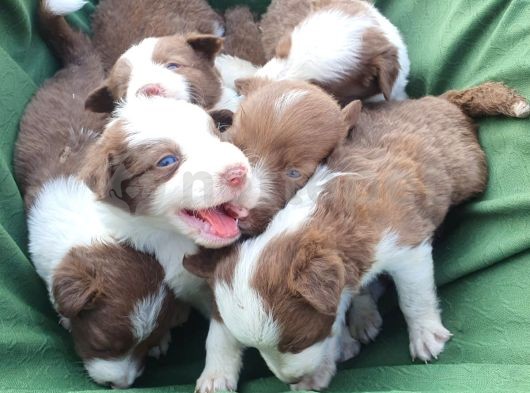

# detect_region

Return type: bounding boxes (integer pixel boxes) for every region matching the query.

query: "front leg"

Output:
[196,319,244,393]
[386,241,451,362]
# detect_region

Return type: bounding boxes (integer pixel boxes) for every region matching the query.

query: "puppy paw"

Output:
[336,330,361,362]
[148,331,171,359]
[195,374,237,393]
[291,362,335,392]
[513,100,530,118]
[348,295,383,344]
[59,316,71,331]
[409,320,452,362]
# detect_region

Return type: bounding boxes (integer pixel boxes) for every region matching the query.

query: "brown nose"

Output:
[224,165,247,188]
[138,84,164,97]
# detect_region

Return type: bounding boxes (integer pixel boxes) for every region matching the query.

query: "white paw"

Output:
[513,101,530,118]
[336,330,361,362]
[348,296,383,344]
[409,320,452,362]
[195,374,237,393]
[59,316,71,331]
[148,331,171,359]
[291,361,335,391]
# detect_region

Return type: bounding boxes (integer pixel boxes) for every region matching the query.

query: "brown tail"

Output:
[441,82,530,119]
[38,0,94,65]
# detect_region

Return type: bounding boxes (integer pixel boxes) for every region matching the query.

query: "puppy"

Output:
[46,0,236,112]
[16,4,189,387]
[185,83,529,391]
[214,78,363,236]
[258,0,410,102]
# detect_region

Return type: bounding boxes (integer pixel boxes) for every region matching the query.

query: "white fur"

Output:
[212,20,225,38]
[196,319,243,393]
[211,86,242,112]
[85,354,143,388]
[257,5,409,101]
[44,0,86,15]
[28,177,111,296]
[215,55,259,90]
[121,38,191,103]
[130,285,167,341]
[274,90,308,117]
[375,232,451,361]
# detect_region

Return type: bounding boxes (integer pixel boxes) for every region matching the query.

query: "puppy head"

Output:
[81,96,257,248]
[86,34,223,113]
[52,244,183,388]
[186,212,346,387]
[217,78,361,235]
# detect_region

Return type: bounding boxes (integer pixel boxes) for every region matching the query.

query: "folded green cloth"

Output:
[0,0,528,391]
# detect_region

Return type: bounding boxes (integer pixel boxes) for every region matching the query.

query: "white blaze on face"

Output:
[85,354,143,388]
[121,38,191,102]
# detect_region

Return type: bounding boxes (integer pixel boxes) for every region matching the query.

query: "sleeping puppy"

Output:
[185,82,529,391]
[258,0,410,102]
[46,0,238,112]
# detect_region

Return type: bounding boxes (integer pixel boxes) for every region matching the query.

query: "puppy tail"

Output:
[441,82,530,119]
[39,0,93,65]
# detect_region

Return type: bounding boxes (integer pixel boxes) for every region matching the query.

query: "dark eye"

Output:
[166,63,182,71]
[157,155,179,167]
[287,169,301,179]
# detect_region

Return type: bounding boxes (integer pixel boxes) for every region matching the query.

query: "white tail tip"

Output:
[44,0,87,15]
[513,101,530,118]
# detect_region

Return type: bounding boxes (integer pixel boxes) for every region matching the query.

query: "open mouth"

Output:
[178,202,249,240]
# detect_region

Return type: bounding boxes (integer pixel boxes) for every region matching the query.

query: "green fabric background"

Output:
[0,0,529,391]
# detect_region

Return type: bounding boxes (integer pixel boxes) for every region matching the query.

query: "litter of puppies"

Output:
[15,0,530,390]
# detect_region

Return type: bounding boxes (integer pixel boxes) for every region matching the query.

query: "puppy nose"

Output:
[138,84,164,97]
[224,165,247,188]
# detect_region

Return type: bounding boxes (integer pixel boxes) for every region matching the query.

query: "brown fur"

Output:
[91,0,224,70]
[53,243,183,362]
[223,6,266,65]
[204,83,528,355]
[225,79,361,235]
[15,2,107,207]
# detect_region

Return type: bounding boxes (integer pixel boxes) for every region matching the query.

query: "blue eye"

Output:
[157,155,178,167]
[166,63,182,71]
[287,169,301,179]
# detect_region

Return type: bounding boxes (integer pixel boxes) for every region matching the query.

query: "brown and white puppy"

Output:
[17,1,259,387]
[47,0,237,113]
[53,243,187,388]
[257,0,410,102]
[215,78,363,236]
[185,83,529,391]
[16,3,193,387]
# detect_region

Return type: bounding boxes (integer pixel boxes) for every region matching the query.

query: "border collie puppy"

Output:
[185,82,529,392]
[258,0,410,102]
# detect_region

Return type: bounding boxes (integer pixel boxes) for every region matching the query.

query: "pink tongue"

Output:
[197,209,239,238]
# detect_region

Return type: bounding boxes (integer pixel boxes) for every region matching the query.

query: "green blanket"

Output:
[0,0,529,392]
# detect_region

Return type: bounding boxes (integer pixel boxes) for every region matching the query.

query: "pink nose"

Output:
[224,166,247,188]
[138,84,164,97]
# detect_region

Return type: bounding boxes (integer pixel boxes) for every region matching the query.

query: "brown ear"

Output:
[209,109,234,133]
[187,34,224,63]
[80,149,113,200]
[288,231,345,316]
[342,100,362,129]
[85,84,115,113]
[52,255,102,318]
[373,47,399,101]
[275,34,292,59]
[234,77,270,96]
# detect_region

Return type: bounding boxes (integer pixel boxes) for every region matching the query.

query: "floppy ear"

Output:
[234,77,269,96]
[80,148,113,200]
[342,100,362,129]
[85,84,115,113]
[209,109,234,133]
[288,231,345,316]
[373,47,399,101]
[53,255,102,318]
[187,34,224,63]
[275,34,292,59]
